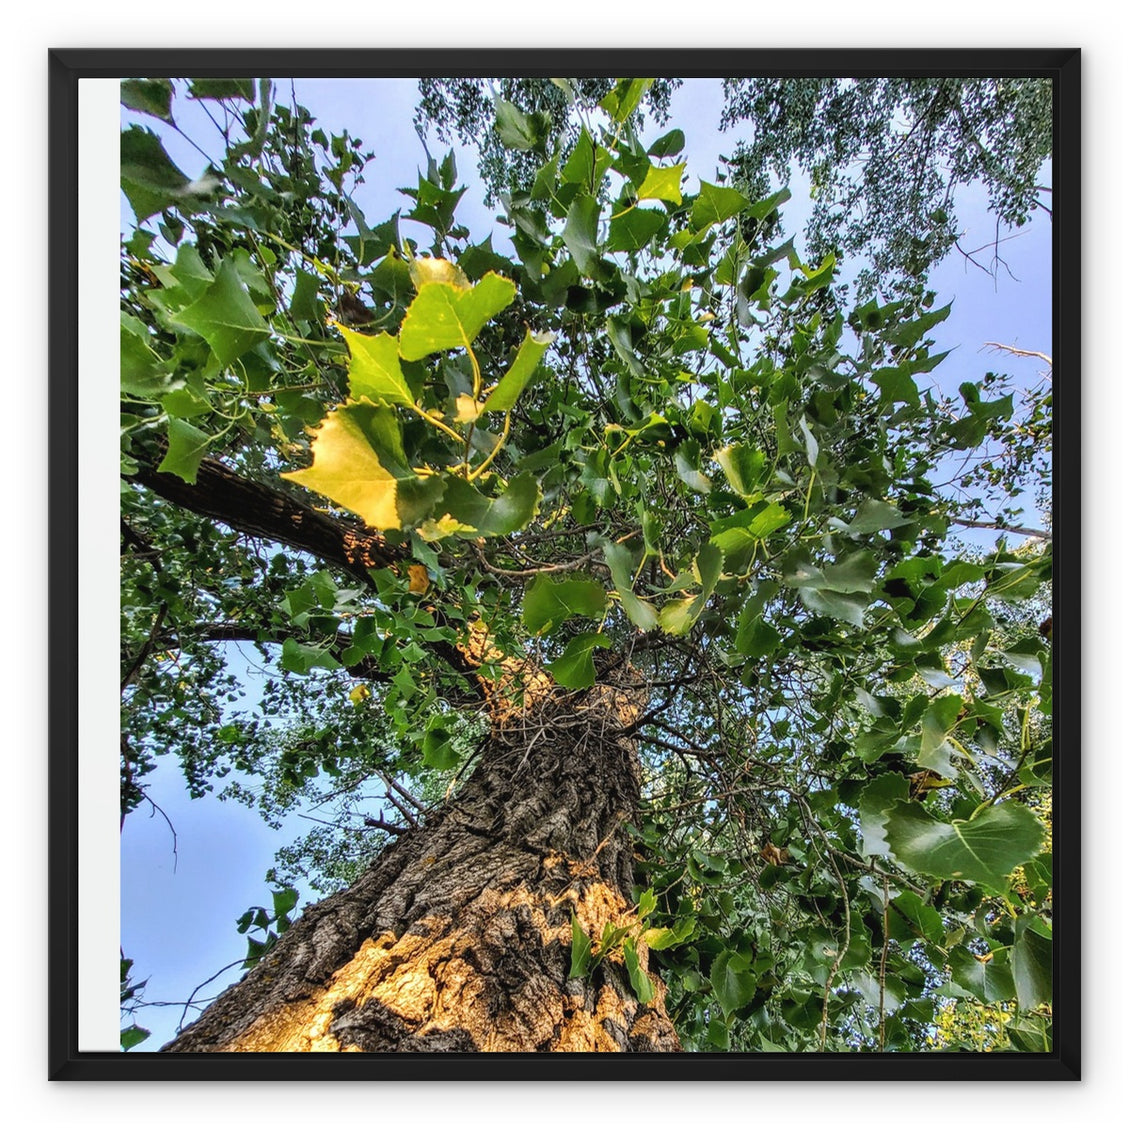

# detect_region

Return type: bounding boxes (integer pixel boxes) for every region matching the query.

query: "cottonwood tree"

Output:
[416,75,1052,299]
[120,78,1053,1054]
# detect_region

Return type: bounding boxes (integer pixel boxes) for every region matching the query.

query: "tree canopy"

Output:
[119,76,1053,1055]
[416,75,1052,299]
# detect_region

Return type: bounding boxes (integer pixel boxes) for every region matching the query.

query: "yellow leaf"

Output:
[281,403,444,531]
[416,514,477,541]
[282,409,400,528]
[454,394,482,423]
[407,563,430,594]
[409,256,471,291]
[349,684,370,705]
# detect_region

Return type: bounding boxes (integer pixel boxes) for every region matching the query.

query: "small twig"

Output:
[177,959,248,1034]
[471,543,605,579]
[121,604,169,692]
[377,774,421,828]
[363,815,408,835]
[381,772,426,812]
[982,341,1053,368]
[948,517,1050,541]
[140,791,179,873]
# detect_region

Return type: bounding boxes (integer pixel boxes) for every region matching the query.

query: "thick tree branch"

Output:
[131,456,403,585]
[129,456,480,685]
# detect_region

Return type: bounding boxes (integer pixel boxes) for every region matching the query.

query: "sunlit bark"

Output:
[163,660,682,1053]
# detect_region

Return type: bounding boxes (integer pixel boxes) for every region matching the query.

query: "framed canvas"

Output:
[48,47,1080,1080]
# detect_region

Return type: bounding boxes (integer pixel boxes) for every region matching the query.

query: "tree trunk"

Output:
[162,660,682,1053]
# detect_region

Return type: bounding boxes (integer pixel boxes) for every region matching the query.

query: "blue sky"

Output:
[120,76,1052,1049]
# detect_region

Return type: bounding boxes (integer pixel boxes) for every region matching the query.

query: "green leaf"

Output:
[714,443,766,497]
[458,235,513,281]
[399,272,516,360]
[563,195,601,277]
[844,499,914,535]
[494,98,543,151]
[547,632,612,690]
[706,1019,733,1051]
[281,402,443,531]
[884,801,1046,893]
[438,473,540,537]
[889,890,945,946]
[746,187,792,222]
[279,637,341,675]
[674,446,711,493]
[799,416,819,467]
[169,243,214,297]
[569,914,592,979]
[692,181,749,230]
[709,503,791,557]
[658,542,722,636]
[710,950,756,1017]
[271,887,299,918]
[600,78,652,122]
[120,1025,151,1051]
[887,303,952,349]
[157,418,211,484]
[800,588,868,628]
[289,269,323,323]
[636,162,685,205]
[607,207,667,253]
[603,542,659,632]
[734,616,781,660]
[171,259,270,367]
[121,324,170,399]
[121,79,173,122]
[949,946,1015,1004]
[369,249,413,306]
[161,388,210,419]
[422,717,459,770]
[872,365,920,405]
[919,694,963,775]
[858,773,910,857]
[1007,1014,1051,1053]
[853,970,906,1015]
[523,574,607,634]
[822,551,878,593]
[623,938,655,1004]
[121,126,209,222]
[338,326,413,406]
[648,129,685,158]
[561,126,597,186]
[641,919,695,950]
[188,78,254,101]
[481,330,554,412]
[606,318,644,377]
[1012,916,1053,1010]
[1022,852,1053,903]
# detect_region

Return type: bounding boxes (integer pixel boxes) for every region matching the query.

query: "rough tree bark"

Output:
[162,656,682,1052]
[133,457,681,1052]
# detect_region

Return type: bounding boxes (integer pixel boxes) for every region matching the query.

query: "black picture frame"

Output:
[48,47,1081,1081]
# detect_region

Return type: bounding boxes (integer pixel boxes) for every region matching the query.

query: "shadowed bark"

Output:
[162,660,682,1053]
[132,456,403,585]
